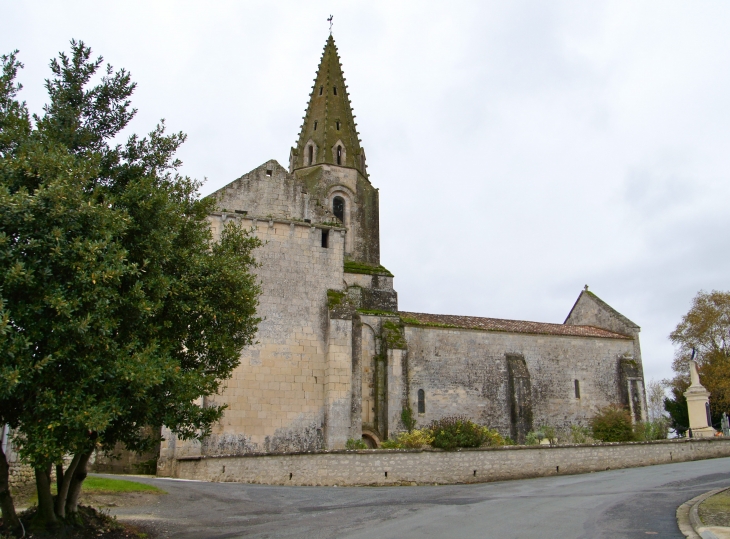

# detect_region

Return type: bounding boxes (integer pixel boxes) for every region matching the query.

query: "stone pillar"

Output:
[386,349,407,438]
[507,354,533,445]
[325,318,353,449]
[684,360,716,438]
[350,316,363,440]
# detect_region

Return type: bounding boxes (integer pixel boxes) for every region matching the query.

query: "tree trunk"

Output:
[0,443,21,534]
[54,453,81,519]
[33,464,58,530]
[65,452,91,516]
[55,463,64,498]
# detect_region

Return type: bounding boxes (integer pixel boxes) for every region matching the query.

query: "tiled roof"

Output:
[398,311,632,339]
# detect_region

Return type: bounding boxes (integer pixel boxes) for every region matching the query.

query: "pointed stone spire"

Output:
[290,36,366,175]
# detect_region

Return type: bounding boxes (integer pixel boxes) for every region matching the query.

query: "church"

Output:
[158,35,647,469]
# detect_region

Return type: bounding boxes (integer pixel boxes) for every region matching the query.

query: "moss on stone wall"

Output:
[344,260,393,276]
[327,289,346,309]
[383,320,408,350]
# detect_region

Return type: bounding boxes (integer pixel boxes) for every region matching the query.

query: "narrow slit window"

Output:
[333,196,345,222]
[336,121,340,130]
[417,389,425,414]
[308,145,313,165]
[333,86,337,95]
[319,86,323,95]
[314,120,318,131]
[321,229,329,248]
[574,379,580,399]
[336,145,342,165]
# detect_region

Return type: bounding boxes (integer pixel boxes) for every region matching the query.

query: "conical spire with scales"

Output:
[290,36,366,175]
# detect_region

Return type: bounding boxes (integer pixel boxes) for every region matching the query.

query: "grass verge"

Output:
[699,489,730,527]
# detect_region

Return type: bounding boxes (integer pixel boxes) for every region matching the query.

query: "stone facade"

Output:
[158,35,648,475]
[170,439,730,487]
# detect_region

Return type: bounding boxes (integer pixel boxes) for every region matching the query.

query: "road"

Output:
[102,457,730,538]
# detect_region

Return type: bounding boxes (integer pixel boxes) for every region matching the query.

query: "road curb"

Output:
[677,487,730,539]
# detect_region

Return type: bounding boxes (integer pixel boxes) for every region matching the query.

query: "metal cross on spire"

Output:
[327,15,333,35]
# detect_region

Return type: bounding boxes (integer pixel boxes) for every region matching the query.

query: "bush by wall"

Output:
[427,416,504,450]
[591,405,634,442]
[380,429,434,449]
[633,419,669,441]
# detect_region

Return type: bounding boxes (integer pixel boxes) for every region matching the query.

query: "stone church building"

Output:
[158,36,646,469]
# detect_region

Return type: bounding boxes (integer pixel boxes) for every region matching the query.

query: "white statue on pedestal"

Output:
[684,359,716,438]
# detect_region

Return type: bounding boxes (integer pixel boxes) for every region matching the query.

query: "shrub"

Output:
[633,419,669,441]
[591,405,634,442]
[525,431,541,445]
[427,416,504,450]
[401,406,417,433]
[539,425,557,445]
[345,438,368,450]
[503,437,516,446]
[524,426,556,445]
[570,425,593,444]
[381,429,434,449]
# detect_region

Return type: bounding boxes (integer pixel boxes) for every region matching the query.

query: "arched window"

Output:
[308,145,313,165]
[336,145,342,165]
[417,389,425,414]
[333,196,345,222]
[574,379,580,399]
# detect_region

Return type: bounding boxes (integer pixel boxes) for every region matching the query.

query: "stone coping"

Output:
[175,437,727,461]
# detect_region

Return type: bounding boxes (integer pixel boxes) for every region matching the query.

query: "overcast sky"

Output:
[4,1,730,383]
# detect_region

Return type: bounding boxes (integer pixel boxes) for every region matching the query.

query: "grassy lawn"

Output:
[699,489,730,527]
[12,476,165,508]
[83,477,165,494]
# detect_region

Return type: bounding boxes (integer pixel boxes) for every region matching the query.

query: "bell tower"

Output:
[289,36,380,266]
[290,35,367,175]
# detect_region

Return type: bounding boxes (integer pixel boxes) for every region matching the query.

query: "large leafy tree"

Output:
[0,42,261,533]
[664,290,730,436]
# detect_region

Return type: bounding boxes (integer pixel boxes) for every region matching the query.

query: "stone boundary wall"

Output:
[171,439,730,487]
[8,460,34,489]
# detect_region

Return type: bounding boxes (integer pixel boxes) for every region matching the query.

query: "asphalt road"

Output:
[102,457,730,539]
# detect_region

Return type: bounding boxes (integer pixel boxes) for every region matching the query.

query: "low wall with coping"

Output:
[168,438,730,486]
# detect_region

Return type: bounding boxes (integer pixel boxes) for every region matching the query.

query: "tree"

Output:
[0,41,261,533]
[664,290,730,435]
[646,379,667,422]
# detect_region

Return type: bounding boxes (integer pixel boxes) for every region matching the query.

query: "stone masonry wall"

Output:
[172,438,730,487]
[159,214,346,474]
[403,326,636,438]
[209,161,307,221]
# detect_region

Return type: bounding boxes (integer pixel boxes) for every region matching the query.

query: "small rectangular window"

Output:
[321,229,329,248]
[574,379,581,399]
[265,169,272,176]
[333,86,337,95]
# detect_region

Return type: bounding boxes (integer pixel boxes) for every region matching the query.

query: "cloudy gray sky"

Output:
[4,1,730,383]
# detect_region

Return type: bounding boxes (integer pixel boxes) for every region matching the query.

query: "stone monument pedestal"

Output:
[684,360,716,438]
